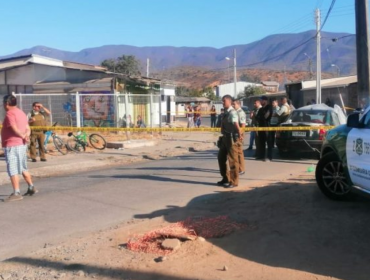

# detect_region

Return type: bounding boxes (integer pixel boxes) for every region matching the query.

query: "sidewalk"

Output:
[0,132,218,186]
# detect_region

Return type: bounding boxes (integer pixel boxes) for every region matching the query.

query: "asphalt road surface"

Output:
[0,148,315,261]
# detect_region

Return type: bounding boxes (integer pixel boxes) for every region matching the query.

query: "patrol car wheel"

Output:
[316,152,352,200]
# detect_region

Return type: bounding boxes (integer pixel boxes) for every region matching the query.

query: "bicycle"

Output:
[66,131,107,152]
[43,122,68,155]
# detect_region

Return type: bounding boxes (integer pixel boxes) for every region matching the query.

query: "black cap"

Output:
[260,96,268,101]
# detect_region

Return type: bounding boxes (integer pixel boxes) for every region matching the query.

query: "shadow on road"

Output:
[5,257,195,280]
[89,174,218,187]
[131,179,370,280]
[115,166,220,174]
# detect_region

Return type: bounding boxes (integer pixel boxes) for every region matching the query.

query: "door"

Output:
[346,110,370,190]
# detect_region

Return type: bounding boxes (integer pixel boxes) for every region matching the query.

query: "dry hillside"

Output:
[152,66,334,89]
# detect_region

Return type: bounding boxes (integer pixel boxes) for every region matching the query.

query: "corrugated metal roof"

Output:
[262,81,280,86]
[0,54,105,72]
[33,78,113,93]
[300,76,357,90]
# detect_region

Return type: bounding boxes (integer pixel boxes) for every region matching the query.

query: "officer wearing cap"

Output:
[217,95,242,188]
[232,99,246,175]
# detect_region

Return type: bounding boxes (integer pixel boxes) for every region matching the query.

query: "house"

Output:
[261,81,280,93]
[285,76,358,110]
[215,81,262,99]
[0,54,175,127]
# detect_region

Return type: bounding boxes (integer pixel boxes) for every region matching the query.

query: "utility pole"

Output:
[315,8,322,104]
[146,58,150,78]
[233,48,237,98]
[355,0,370,108]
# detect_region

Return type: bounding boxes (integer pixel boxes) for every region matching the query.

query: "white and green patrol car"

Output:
[316,106,370,200]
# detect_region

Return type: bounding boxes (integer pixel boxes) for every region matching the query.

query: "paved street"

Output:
[0,145,315,261]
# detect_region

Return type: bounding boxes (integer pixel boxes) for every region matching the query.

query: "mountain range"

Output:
[0,30,356,76]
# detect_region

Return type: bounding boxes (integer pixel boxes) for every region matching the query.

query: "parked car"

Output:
[242,106,252,126]
[315,107,370,200]
[276,104,346,157]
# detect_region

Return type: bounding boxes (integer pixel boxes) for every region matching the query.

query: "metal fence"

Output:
[14,93,162,128]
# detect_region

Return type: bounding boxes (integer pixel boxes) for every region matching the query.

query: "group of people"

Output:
[186,105,202,128]
[217,95,246,189]
[216,95,292,189]
[248,96,291,161]
[122,114,147,128]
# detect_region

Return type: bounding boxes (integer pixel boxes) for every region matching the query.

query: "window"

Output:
[364,112,370,128]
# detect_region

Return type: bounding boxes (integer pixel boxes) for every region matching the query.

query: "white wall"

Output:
[217,82,261,98]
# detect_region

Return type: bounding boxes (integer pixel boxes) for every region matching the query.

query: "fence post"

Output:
[75,92,81,128]
[124,92,130,140]
[18,93,23,111]
[48,95,53,125]
[150,90,153,128]
[114,91,119,128]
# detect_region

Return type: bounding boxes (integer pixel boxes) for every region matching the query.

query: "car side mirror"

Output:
[347,112,363,128]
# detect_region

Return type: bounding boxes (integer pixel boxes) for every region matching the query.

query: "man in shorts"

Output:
[1,95,37,202]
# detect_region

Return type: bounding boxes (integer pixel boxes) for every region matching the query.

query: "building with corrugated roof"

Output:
[285,76,358,110]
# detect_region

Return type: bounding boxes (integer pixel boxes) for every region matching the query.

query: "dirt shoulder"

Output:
[2,171,370,280]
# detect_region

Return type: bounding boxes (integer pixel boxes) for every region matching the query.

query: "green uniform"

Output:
[28,111,47,160]
[236,108,246,173]
[218,107,240,186]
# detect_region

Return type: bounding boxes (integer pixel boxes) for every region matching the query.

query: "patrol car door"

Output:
[346,109,370,190]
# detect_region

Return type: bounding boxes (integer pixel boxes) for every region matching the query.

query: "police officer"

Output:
[28,102,50,162]
[217,95,242,188]
[255,96,272,161]
[232,99,246,175]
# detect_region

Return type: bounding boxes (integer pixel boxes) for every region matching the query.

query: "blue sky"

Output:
[0,0,355,55]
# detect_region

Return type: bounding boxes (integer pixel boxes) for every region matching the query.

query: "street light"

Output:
[331,64,340,77]
[225,57,231,82]
[225,49,237,98]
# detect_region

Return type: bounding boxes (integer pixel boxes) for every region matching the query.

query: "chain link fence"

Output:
[14,93,162,128]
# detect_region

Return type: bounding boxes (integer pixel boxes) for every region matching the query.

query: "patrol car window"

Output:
[289,110,328,124]
[330,112,340,126]
[364,111,370,128]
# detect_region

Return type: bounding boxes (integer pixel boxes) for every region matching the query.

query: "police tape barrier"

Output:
[1,125,336,133]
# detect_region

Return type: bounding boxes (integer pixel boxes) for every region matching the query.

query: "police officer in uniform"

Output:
[28,102,51,162]
[217,95,242,188]
[232,99,246,175]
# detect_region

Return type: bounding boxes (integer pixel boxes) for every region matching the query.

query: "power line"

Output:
[235,0,337,69]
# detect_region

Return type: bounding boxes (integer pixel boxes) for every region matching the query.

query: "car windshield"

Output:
[289,110,336,125]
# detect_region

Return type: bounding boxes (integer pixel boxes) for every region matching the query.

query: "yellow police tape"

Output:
[1,125,335,133]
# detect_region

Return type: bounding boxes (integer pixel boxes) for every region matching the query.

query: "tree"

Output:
[101,55,141,76]
[240,73,259,83]
[243,85,266,98]
[203,87,218,101]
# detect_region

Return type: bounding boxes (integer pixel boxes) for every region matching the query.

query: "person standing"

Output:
[255,96,272,161]
[247,100,261,150]
[2,95,37,202]
[194,106,202,128]
[210,105,217,128]
[28,102,50,162]
[267,99,280,160]
[232,99,246,175]
[275,97,291,124]
[216,108,224,128]
[217,95,242,188]
[186,104,194,128]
